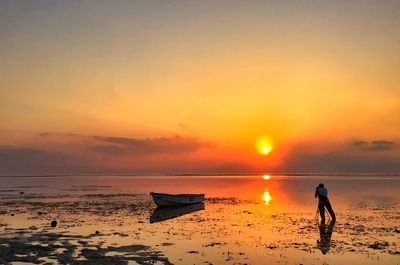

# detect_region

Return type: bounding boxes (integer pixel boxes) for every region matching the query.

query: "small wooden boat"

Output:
[150,192,205,207]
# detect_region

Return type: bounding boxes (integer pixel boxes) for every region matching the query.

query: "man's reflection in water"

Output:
[317,219,336,254]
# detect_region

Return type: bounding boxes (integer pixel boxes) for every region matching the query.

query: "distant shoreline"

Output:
[1,172,400,178]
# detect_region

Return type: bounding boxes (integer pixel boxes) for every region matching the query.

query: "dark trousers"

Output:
[319,200,336,223]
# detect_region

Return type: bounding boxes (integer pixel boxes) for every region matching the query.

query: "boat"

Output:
[150,192,205,206]
[150,203,205,223]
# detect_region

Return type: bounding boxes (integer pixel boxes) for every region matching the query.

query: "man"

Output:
[315,183,336,224]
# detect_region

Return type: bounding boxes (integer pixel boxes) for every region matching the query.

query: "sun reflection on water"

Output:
[262,175,271,180]
[262,191,272,205]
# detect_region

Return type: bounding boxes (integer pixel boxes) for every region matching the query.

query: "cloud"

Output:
[351,140,368,147]
[280,138,400,173]
[4,134,399,175]
[0,146,87,175]
[349,139,398,151]
[178,123,188,130]
[0,146,46,160]
[36,132,210,156]
[37,132,49,137]
[87,135,208,156]
[283,151,400,173]
[0,142,238,175]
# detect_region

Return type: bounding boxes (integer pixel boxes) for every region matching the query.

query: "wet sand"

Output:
[0,175,399,264]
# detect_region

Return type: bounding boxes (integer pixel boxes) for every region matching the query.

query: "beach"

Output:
[2,1,400,264]
[0,175,399,265]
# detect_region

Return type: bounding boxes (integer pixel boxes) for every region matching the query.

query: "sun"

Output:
[261,146,271,155]
[256,137,273,156]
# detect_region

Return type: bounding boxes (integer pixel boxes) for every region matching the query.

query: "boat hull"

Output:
[150,192,205,207]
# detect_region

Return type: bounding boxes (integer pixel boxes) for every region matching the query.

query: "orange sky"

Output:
[0,1,399,174]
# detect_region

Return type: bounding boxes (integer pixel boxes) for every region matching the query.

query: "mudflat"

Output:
[0,175,399,264]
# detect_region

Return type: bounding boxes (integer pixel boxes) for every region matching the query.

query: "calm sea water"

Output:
[1,174,399,209]
[1,174,399,264]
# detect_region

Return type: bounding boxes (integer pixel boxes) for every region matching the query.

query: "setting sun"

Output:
[262,175,271,180]
[261,146,271,155]
[257,137,274,156]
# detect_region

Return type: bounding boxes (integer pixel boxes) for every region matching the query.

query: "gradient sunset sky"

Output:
[1,1,399,175]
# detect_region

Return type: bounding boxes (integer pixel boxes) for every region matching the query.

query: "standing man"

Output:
[315,183,336,224]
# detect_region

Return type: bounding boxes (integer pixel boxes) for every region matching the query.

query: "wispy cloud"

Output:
[36,132,211,156]
[88,135,208,156]
[0,146,86,175]
[3,134,399,175]
[277,138,400,173]
[283,151,400,173]
[349,139,398,151]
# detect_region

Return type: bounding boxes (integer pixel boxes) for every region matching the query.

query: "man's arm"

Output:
[315,188,318,198]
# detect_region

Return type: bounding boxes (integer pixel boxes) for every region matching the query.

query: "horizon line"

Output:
[1,172,400,178]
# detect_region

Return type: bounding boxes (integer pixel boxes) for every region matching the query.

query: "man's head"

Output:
[318,183,324,188]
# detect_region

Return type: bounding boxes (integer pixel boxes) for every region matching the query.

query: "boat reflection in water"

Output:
[150,203,205,223]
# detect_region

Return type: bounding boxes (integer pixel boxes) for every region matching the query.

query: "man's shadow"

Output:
[317,219,336,254]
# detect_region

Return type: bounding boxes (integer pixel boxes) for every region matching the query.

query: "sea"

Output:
[0,174,399,264]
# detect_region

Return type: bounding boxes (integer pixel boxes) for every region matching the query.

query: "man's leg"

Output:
[318,202,325,224]
[325,201,336,220]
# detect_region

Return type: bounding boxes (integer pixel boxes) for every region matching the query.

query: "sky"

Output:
[1,0,399,175]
